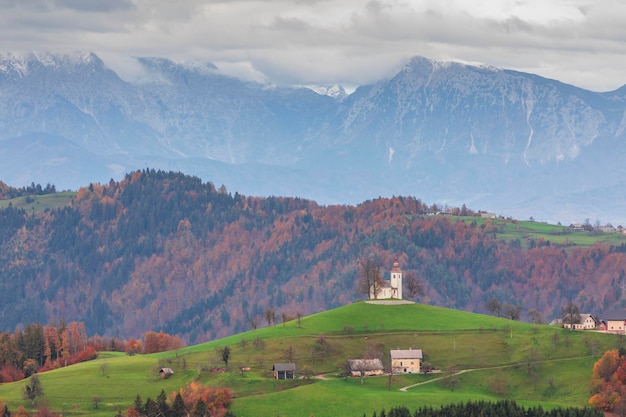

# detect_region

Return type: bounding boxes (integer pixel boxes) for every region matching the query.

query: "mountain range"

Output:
[1,52,626,224]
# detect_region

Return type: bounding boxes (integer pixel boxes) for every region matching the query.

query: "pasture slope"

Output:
[0,302,616,417]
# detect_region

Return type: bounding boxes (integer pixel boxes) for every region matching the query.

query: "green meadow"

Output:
[0,192,76,213]
[0,302,617,417]
[460,216,626,248]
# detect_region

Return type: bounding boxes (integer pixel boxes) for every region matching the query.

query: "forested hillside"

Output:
[1,170,625,343]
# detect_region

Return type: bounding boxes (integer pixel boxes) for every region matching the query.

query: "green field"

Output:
[0,192,75,213]
[0,302,616,417]
[459,216,626,248]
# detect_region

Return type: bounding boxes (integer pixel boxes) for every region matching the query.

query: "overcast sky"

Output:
[0,0,624,92]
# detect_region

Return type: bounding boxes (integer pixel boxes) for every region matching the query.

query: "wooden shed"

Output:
[273,363,296,379]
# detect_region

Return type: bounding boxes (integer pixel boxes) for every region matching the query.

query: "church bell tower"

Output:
[390,257,402,299]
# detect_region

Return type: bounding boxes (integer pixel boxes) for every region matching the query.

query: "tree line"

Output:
[365,400,601,417]
[0,320,184,384]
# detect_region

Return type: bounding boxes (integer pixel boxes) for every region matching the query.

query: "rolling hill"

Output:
[2,170,626,344]
[0,302,612,417]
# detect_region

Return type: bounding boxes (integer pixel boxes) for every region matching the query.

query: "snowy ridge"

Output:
[304,84,347,99]
[0,52,626,224]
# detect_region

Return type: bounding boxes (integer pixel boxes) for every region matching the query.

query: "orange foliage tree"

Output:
[170,381,232,417]
[590,349,626,413]
[143,331,183,354]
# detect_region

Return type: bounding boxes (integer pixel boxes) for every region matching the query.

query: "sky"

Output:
[0,0,625,92]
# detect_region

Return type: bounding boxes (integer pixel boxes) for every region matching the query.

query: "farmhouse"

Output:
[603,310,626,333]
[565,314,597,330]
[159,367,174,379]
[273,363,296,379]
[390,348,422,374]
[369,258,403,300]
[347,359,384,377]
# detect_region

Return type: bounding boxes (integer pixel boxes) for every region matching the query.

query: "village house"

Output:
[273,363,296,379]
[563,314,597,330]
[568,223,585,232]
[551,313,598,330]
[603,310,626,333]
[369,258,403,300]
[390,348,422,374]
[346,359,384,377]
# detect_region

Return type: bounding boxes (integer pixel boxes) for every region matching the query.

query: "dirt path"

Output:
[398,356,591,392]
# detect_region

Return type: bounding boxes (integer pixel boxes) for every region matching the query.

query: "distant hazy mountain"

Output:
[2,52,626,224]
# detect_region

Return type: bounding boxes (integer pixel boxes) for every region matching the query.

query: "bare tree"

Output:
[99,362,109,376]
[562,302,581,329]
[281,312,292,326]
[92,396,103,409]
[249,318,258,331]
[527,309,546,324]
[264,308,276,327]
[485,297,501,317]
[503,303,520,320]
[404,271,424,299]
[284,345,296,362]
[442,366,460,391]
[358,258,384,299]
[295,310,302,328]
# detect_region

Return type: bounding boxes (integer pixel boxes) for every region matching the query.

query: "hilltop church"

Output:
[369,258,403,300]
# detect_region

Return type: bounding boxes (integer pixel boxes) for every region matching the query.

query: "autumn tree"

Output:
[358,257,384,299]
[590,349,626,412]
[170,381,232,417]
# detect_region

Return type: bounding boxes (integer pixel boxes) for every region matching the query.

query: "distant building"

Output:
[347,359,384,377]
[390,348,422,374]
[603,310,626,333]
[159,367,174,379]
[369,258,403,300]
[597,225,616,233]
[273,363,296,379]
[561,314,597,330]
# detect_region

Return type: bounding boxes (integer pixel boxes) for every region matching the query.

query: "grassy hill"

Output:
[0,302,616,416]
[464,216,626,248]
[0,191,75,213]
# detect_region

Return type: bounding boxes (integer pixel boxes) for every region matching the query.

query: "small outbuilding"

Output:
[159,367,174,379]
[273,363,296,379]
[347,359,384,377]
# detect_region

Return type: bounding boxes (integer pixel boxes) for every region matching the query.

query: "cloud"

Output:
[0,0,624,91]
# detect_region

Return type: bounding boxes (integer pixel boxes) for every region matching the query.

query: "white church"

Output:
[369,258,403,300]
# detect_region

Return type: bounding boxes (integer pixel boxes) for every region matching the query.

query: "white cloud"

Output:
[0,0,625,91]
